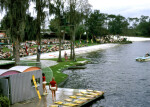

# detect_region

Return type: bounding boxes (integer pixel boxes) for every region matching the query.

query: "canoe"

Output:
[136,56,150,62]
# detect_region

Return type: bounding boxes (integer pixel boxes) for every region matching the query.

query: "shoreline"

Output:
[121,36,150,41]
[55,36,150,85]
[2,36,150,85]
[21,36,150,60]
[21,43,118,60]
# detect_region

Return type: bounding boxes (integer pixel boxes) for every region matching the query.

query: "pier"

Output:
[11,87,104,107]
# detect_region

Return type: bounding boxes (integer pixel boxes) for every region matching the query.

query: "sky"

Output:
[0,0,150,28]
[89,0,150,18]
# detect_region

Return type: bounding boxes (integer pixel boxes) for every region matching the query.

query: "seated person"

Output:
[145,53,150,57]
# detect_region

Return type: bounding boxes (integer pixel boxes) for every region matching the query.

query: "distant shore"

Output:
[21,36,150,60]
[121,36,150,41]
[21,44,118,60]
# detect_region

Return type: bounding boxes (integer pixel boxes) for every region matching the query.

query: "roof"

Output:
[0,69,20,76]
[0,66,41,77]
[0,69,9,75]
[9,66,41,72]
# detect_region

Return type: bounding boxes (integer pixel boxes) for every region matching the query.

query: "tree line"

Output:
[0,0,150,64]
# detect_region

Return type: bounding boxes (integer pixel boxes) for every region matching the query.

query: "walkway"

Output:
[11,87,104,107]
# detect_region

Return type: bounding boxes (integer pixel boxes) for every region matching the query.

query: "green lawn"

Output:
[17,58,89,85]
[42,67,53,85]
[2,47,10,52]
[75,40,98,46]
[46,58,89,85]
[31,45,53,49]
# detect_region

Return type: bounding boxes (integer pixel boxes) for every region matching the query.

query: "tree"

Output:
[78,0,92,40]
[30,0,48,62]
[0,14,11,30]
[24,15,37,40]
[49,18,59,32]
[140,15,149,23]
[136,15,150,36]
[67,0,78,61]
[0,0,29,64]
[1,14,37,41]
[49,0,66,62]
[87,10,107,39]
[64,0,91,61]
[49,0,91,61]
[127,17,139,36]
[76,25,85,40]
[108,15,128,35]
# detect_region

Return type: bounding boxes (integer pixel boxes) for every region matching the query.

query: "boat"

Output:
[67,66,87,69]
[136,56,150,62]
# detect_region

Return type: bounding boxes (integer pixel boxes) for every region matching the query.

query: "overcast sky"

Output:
[1,0,150,28]
[89,0,150,18]
[1,0,150,20]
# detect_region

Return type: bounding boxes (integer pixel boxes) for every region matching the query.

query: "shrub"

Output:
[0,96,10,107]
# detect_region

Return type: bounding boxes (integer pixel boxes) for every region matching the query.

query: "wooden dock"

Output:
[11,88,104,107]
[50,88,104,107]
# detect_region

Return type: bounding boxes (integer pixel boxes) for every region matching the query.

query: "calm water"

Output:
[61,41,150,107]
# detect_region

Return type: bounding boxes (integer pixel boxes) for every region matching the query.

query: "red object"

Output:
[25,43,28,55]
[50,80,56,87]
[42,76,46,81]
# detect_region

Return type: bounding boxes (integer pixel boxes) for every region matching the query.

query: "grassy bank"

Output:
[15,58,89,85]
[43,58,89,85]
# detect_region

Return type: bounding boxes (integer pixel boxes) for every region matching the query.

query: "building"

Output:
[0,66,43,104]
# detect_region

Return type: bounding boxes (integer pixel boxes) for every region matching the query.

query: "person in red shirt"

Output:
[49,77,57,101]
[42,73,47,93]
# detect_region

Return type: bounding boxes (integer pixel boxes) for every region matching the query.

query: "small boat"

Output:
[68,66,87,69]
[136,56,150,62]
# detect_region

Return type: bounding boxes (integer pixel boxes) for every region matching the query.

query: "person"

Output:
[87,39,89,44]
[49,77,57,101]
[42,73,47,93]
[91,39,93,44]
[80,40,82,44]
[145,52,150,57]
[64,51,68,61]
[25,42,28,55]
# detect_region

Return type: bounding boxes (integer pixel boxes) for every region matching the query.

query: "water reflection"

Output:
[61,42,150,107]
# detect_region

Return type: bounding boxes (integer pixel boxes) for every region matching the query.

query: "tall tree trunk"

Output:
[73,27,76,61]
[86,32,88,41]
[80,34,81,41]
[70,39,73,59]
[36,32,41,63]
[36,34,41,63]
[36,0,41,63]
[14,37,20,65]
[12,42,15,61]
[70,27,74,60]
[63,31,65,44]
[58,33,62,62]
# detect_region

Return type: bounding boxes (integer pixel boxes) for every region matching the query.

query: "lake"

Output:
[61,41,150,107]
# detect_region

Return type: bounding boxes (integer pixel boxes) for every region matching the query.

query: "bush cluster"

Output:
[0,95,10,107]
